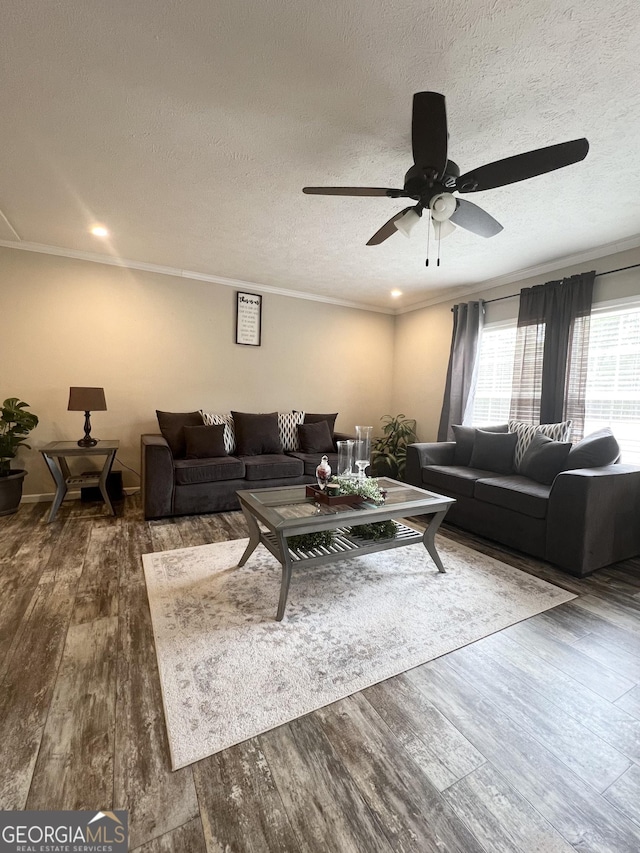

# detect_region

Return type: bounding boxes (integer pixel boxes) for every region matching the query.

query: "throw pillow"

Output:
[232,411,282,456]
[509,419,573,469]
[278,411,305,452]
[302,412,338,438]
[298,420,335,454]
[156,410,203,458]
[469,429,518,475]
[200,411,236,453]
[518,433,572,485]
[183,424,227,459]
[452,423,509,466]
[564,428,620,470]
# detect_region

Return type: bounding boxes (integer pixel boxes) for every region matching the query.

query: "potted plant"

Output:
[370,413,417,480]
[0,397,39,516]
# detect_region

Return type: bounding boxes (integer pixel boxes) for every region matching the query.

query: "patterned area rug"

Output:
[142,537,575,769]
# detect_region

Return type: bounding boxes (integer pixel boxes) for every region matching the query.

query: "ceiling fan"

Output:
[303,92,589,248]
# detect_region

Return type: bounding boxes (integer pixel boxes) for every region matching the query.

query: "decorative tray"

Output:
[305,485,363,506]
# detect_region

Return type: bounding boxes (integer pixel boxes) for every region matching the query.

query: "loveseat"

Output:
[142,409,352,519]
[405,423,640,577]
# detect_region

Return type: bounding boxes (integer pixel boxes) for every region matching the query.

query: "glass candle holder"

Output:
[354,425,373,482]
[336,439,354,477]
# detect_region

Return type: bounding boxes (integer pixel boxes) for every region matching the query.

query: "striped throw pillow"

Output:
[278,411,305,452]
[509,420,573,470]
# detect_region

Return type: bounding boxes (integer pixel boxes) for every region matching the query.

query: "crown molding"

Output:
[395,234,640,314]
[0,239,394,315]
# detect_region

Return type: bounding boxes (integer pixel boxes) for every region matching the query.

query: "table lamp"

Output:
[68,387,107,447]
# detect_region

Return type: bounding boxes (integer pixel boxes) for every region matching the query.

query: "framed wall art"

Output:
[235,291,262,346]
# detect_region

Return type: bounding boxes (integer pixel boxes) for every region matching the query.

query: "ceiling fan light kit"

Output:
[303,91,589,265]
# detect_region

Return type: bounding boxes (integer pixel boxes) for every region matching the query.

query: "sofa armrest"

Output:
[547,464,640,576]
[405,442,456,486]
[141,434,175,519]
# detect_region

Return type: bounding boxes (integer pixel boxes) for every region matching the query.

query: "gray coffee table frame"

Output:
[236,478,455,621]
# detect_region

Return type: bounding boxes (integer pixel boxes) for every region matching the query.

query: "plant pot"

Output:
[0,469,27,516]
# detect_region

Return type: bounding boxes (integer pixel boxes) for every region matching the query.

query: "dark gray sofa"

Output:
[406,434,640,578]
[142,412,353,519]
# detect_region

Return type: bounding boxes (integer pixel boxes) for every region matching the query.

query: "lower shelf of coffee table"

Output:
[262,521,422,565]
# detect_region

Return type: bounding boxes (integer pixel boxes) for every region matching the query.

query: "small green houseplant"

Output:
[0,397,39,515]
[370,413,417,480]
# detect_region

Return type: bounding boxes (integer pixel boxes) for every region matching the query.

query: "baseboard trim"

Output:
[21,487,140,504]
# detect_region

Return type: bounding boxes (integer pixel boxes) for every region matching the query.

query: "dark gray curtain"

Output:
[438,301,485,441]
[509,271,595,438]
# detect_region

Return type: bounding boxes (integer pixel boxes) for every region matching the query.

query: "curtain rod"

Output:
[482,261,640,305]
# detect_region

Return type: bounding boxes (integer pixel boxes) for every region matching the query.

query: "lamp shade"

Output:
[394,208,422,238]
[68,387,107,412]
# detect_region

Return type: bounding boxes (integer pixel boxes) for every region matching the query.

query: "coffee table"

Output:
[236,477,455,620]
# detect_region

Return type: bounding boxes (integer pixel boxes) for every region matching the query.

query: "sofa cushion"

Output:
[452,423,509,466]
[156,410,203,458]
[469,430,518,475]
[564,428,620,470]
[242,454,304,481]
[509,419,573,468]
[232,411,282,456]
[421,465,498,498]
[184,424,227,459]
[278,411,305,451]
[287,451,339,477]
[174,456,245,485]
[200,411,236,453]
[518,433,571,484]
[475,475,551,519]
[298,420,335,453]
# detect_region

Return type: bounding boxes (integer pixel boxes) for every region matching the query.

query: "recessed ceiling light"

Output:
[391,289,402,298]
[90,225,109,237]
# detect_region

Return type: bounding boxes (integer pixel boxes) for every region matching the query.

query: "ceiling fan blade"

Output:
[411,92,448,179]
[449,198,503,237]
[366,208,411,245]
[457,138,589,193]
[302,186,406,197]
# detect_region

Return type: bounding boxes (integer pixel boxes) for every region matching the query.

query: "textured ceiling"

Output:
[1,1,639,309]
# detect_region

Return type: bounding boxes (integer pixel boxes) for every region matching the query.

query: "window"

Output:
[470,301,640,463]
[584,303,640,463]
[471,322,517,425]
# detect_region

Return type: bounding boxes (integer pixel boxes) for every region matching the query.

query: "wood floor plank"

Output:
[131,818,207,853]
[572,594,640,636]
[502,619,636,701]
[0,502,48,560]
[0,519,92,808]
[113,523,199,850]
[148,519,186,553]
[572,631,640,682]
[362,675,486,792]
[259,714,392,853]
[522,605,592,643]
[603,763,640,828]
[407,661,640,853]
[553,600,640,658]
[442,761,577,853]
[481,631,640,764]
[71,521,122,624]
[193,737,302,853]
[314,693,486,853]
[615,686,640,719]
[26,616,118,810]
[443,640,631,793]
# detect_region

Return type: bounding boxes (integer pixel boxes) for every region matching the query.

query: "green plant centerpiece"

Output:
[331,474,386,504]
[370,413,417,480]
[0,398,39,516]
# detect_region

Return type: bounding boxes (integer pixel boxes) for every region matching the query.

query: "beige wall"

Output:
[392,246,640,441]
[0,248,395,496]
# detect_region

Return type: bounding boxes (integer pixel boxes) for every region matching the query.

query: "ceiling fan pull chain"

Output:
[437,222,441,266]
[425,214,431,266]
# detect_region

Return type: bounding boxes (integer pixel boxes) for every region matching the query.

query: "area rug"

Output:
[142,537,575,769]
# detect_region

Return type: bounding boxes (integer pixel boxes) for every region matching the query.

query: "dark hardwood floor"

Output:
[1,493,639,852]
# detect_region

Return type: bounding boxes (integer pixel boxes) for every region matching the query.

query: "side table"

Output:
[39,440,120,522]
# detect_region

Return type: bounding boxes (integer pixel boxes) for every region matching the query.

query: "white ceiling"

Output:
[1,1,640,309]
